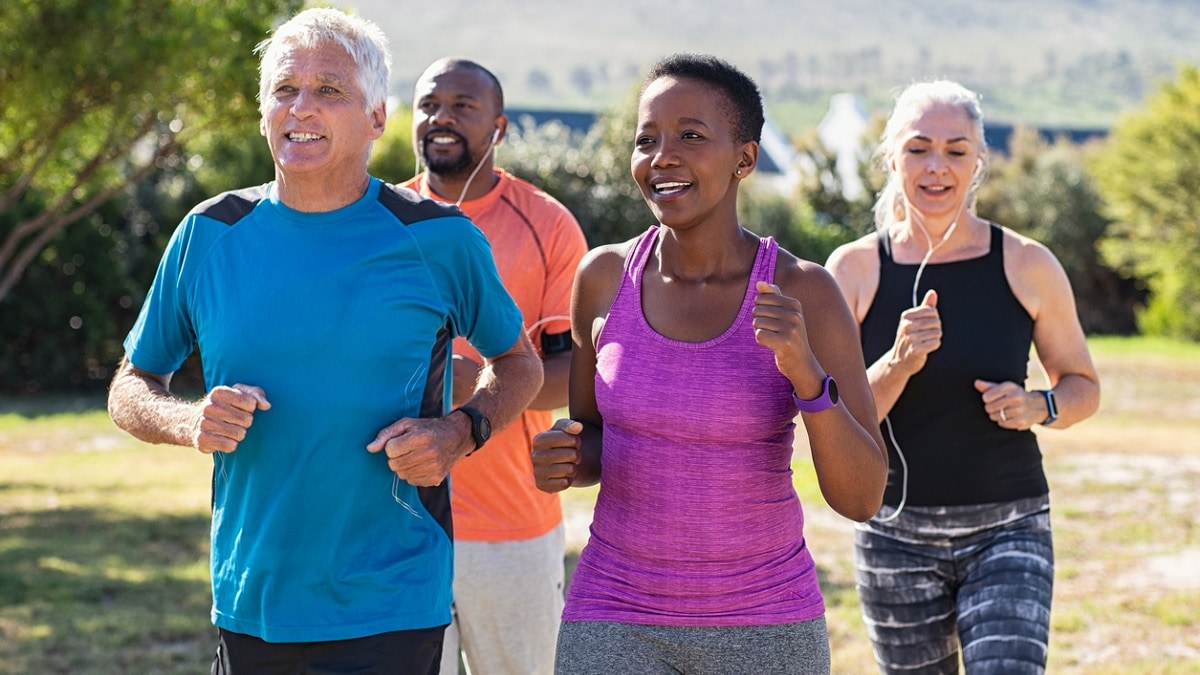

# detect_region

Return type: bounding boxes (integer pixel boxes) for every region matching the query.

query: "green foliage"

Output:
[189,118,276,196]
[737,184,853,265]
[0,200,138,393]
[0,0,302,392]
[976,128,1141,334]
[0,146,211,394]
[0,0,302,301]
[368,107,417,185]
[791,128,883,240]
[503,87,650,248]
[1090,65,1200,340]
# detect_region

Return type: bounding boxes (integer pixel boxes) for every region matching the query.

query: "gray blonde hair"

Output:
[255,7,391,117]
[872,80,987,231]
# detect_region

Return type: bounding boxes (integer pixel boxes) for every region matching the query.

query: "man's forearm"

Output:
[108,359,199,448]
[466,335,544,433]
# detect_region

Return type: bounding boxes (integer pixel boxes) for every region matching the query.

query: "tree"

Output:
[790,127,882,243]
[0,0,302,303]
[368,107,417,185]
[502,86,650,248]
[976,127,1141,334]
[1090,65,1200,339]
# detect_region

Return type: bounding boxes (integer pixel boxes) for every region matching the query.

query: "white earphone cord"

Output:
[876,195,970,523]
[412,130,502,207]
[454,134,498,207]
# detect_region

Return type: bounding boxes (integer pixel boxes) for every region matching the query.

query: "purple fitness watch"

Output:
[793,375,839,413]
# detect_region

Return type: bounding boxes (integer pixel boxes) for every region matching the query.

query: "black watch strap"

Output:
[1039,389,1058,425]
[455,406,492,454]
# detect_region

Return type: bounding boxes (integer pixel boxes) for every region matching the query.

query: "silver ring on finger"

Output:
[1000,408,1008,422]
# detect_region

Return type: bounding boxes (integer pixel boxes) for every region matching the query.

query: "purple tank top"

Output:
[563,226,825,626]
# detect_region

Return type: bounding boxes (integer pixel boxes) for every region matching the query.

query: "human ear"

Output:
[734,141,759,177]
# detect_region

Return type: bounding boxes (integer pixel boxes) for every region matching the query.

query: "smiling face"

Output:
[412,63,504,179]
[889,100,984,224]
[259,41,385,187]
[631,75,755,231]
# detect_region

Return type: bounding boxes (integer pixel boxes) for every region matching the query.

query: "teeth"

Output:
[430,136,458,145]
[654,181,691,193]
[288,132,322,142]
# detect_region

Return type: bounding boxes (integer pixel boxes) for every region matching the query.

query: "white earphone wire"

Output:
[454,129,501,207]
[876,192,972,523]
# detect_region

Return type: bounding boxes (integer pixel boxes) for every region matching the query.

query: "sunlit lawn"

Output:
[2,336,1198,673]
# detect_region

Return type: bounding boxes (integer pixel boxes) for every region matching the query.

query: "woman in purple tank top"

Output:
[531,54,888,675]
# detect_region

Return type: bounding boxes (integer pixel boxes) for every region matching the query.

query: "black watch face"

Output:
[827,378,840,405]
[478,416,492,442]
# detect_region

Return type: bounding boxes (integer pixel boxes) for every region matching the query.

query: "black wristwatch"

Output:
[455,406,492,454]
[1039,389,1058,425]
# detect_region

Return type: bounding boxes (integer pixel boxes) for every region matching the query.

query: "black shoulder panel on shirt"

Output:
[377,182,466,226]
[192,185,269,226]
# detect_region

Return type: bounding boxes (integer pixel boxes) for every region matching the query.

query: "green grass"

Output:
[3,335,1200,673]
[0,411,216,675]
[1087,334,1200,361]
[760,336,1200,672]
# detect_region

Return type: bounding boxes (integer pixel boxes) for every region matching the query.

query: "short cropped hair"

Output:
[642,53,764,144]
[420,57,505,112]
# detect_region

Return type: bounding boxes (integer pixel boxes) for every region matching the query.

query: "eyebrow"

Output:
[639,116,712,129]
[272,71,350,87]
[910,134,971,144]
[419,92,482,103]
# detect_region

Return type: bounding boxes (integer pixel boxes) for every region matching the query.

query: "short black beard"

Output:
[421,131,473,178]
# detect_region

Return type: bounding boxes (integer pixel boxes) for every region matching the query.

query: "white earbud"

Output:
[492,128,501,144]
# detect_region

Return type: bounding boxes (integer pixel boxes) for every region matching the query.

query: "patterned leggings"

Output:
[854,495,1053,675]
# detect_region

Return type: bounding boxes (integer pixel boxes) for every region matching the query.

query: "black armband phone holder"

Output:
[541,330,572,355]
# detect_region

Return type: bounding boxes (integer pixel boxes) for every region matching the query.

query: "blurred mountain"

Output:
[337,0,1200,132]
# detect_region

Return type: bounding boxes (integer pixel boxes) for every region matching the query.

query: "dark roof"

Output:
[506,108,597,134]
[984,124,1108,154]
[505,107,784,174]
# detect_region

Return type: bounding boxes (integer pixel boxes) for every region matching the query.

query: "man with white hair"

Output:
[107,8,542,672]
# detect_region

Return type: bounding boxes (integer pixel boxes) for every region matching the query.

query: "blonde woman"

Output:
[827,81,1100,674]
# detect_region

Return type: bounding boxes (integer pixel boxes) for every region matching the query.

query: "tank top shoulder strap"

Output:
[622,226,660,290]
[750,235,779,286]
[985,222,1005,270]
[876,228,895,265]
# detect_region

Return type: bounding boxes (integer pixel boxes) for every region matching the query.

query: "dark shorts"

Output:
[211,626,445,675]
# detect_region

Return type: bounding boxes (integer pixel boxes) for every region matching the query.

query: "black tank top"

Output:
[860,224,1048,506]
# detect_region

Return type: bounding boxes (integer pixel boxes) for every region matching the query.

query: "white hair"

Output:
[255,7,391,117]
[872,80,988,231]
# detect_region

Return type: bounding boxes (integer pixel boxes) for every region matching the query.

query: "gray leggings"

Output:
[555,617,830,675]
[855,495,1054,675]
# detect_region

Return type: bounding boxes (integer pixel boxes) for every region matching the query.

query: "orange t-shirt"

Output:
[402,169,587,541]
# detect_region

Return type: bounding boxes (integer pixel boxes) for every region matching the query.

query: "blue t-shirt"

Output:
[124,178,523,642]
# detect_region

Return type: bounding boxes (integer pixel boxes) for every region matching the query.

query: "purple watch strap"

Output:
[793,375,838,413]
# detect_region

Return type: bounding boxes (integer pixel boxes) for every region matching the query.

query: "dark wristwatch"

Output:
[455,406,492,454]
[1039,389,1058,425]
[793,375,839,413]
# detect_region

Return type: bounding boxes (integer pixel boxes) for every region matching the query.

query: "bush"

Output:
[976,128,1141,334]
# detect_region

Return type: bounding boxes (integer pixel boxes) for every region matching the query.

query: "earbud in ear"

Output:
[492,128,502,144]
